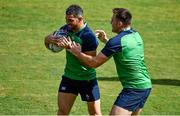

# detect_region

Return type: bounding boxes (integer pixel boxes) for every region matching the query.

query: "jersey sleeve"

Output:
[81,32,99,52]
[101,36,122,57]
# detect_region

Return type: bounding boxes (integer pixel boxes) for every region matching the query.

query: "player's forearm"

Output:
[76,52,99,68]
[44,34,56,49]
[44,35,51,49]
[44,34,58,47]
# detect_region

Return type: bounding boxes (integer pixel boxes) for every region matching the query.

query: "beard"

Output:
[68,24,79,32]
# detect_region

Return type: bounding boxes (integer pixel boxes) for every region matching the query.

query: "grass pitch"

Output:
[0,0,180,115]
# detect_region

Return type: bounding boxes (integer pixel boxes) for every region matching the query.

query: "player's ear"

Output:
[118,21,123,26]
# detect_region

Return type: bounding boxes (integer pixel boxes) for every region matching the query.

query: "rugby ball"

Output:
[49,43,63,53]
[49,30,67,53]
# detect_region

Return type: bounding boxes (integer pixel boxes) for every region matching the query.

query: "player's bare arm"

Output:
[44,33,66,49]
[44,34,58,48]
[45,34,54,49]
[68,41,109,68]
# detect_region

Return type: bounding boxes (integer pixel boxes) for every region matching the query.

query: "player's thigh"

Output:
[58,92,77,112]
[87,99,101,115]
[110,105,132,115]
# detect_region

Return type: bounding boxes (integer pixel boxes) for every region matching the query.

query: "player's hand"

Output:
[44,34,59,49]
[45,34,60,44]
[67,41,81,57]
[56,36,72,49]
[95,30,108,43]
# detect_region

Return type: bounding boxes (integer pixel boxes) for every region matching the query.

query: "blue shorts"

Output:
[58,76,100,102]
[114,88,151,112]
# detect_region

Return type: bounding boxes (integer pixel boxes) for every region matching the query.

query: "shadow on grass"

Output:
[97,77,180,86]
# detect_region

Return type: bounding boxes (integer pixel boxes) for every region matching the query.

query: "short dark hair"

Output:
[66,4,83,17]
[113,8,132,25]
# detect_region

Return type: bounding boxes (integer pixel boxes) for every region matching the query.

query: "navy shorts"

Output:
[114,88,151,112]
[58,76,100,102]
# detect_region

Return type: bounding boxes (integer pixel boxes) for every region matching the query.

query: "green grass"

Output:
[0,0,180,115]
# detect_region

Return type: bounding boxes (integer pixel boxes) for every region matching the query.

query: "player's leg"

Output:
[57,76,78,115]
[79,78,101,115]
[87,99,101,115]
[57,92,77,115]
[110,105,132,115]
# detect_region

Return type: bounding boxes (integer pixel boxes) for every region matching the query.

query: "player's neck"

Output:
[117,25,131,33]
[72,22,85,32]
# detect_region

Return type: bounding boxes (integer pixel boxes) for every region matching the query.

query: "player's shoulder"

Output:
[81,25,95,37]
[106,34,123,47]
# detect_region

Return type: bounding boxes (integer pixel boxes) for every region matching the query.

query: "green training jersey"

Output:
[101,29,152,89]
[59,24,99,80]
